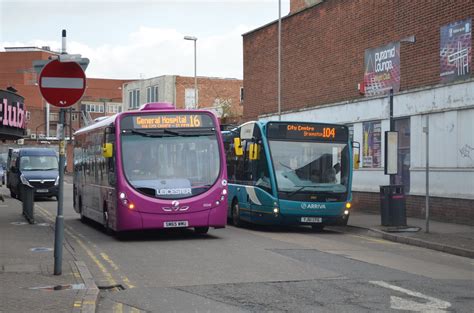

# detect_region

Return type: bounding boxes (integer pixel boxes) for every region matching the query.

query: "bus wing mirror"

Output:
[234,138,243,156]
[103,143,113,158]
[352,141,360,169]
[249,143,260,160]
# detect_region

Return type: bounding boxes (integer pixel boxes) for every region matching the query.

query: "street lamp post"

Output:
[184,36,198,109]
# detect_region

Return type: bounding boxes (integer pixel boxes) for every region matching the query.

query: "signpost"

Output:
[37,30,86,275]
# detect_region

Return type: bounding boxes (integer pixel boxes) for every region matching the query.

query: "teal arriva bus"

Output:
[222,121,354,230]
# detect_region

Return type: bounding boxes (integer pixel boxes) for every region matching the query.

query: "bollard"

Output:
[22,184,35,224]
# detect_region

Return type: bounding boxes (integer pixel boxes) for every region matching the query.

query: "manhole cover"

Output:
[30,247,53,252]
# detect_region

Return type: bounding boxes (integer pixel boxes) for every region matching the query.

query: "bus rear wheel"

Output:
[103,210,112,235]
[232,201,242,227]
[194,227,209,234]
[311,224,325,232]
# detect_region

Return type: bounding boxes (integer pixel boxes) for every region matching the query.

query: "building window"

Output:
[240,87,244,103]
[185,88,197,109]
[50,113,59,122]
[362,121,381,168]
[26,111,31,121]
[71,113,78,121]
[146,86,159,102]
[128,89,140,109]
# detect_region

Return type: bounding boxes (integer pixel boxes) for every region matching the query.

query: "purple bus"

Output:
[73,102,228,235]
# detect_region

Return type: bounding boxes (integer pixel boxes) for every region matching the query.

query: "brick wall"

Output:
[175,76,243,123]
[352,192,474,226]
[243,0,474,120]
[290,0,323,15]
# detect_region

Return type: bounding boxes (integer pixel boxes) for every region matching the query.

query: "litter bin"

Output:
[21,184,35,224]
[379,185,406,227]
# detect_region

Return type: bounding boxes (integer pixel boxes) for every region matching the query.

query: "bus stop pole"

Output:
[424,115,430,233]
[54,108,66,275]
[389,88,396,185]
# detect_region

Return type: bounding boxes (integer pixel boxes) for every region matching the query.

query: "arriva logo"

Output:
[301,203,326,209]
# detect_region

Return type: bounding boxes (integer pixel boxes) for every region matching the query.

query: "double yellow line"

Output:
[35,205,135,289]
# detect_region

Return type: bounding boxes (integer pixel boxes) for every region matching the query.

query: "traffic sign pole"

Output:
[54,108,66,275]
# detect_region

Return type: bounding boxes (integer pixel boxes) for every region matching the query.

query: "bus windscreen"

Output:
[267,122,348,142]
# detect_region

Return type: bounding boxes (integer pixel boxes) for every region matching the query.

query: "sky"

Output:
[0,0,290,80]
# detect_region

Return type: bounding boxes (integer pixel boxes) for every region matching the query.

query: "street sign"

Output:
[38,59,86,108]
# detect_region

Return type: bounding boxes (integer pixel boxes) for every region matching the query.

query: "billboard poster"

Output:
[440,18,472,83]
[364,42,400,96]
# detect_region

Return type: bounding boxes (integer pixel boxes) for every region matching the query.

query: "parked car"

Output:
[7,148,59,200]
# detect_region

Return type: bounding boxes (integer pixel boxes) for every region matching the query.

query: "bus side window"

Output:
[105,127,116,186]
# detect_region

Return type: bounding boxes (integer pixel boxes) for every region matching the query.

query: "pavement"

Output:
[343,210,474,259]
[1,182,473,312]
[0,187,98,313]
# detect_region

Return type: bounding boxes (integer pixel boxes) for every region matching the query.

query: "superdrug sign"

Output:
[0,89,27,140]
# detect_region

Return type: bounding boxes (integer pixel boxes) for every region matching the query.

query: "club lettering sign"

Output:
[0,89,27,140]
[38,60,86,108]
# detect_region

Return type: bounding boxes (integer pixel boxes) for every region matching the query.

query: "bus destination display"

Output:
[128,114,214,129]
[267,122,348,142]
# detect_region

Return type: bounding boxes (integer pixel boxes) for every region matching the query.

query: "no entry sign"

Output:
[38,59,86,108]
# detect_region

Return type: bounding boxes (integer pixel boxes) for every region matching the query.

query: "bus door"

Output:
[103,126,117,218]
[245,126,275,222]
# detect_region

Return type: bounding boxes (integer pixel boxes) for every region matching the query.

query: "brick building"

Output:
[243,0,474,224]
[0,47,130,170]
[123,75,243,125]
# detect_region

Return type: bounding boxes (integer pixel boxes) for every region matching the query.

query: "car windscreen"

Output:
[20,155,59,171]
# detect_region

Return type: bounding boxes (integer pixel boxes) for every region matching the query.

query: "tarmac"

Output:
[1,185,473,313]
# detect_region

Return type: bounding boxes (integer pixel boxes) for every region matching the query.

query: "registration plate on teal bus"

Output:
[301,217,322,223]
[164,221,189,228]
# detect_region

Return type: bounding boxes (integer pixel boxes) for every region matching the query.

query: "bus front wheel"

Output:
[232,201,242,227]
[194,227,209,234]
[311,224,325,232]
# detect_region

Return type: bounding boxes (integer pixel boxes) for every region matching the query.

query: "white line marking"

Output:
[370,281,451,312]
[41,77,84,89]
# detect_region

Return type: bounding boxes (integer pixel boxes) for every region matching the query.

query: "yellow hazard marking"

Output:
[113,303,123,313]
[36,205,136,290]
[73,301,82,308]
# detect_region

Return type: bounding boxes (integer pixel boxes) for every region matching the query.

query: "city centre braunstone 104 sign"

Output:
[364,42,401,97]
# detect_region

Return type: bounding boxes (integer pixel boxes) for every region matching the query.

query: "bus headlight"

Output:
[344,210,350,215]
[119,192,126,200]
[273,207,279,215]
[222,189,227,195]
[345,202,351,209]
[54,176,59,186]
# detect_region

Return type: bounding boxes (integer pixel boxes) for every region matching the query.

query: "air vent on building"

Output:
[30,133,37,139]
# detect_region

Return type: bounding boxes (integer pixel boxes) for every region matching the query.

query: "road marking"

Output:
[113,302,123,313]
[349,234,396,244]
[370,280,451,312]
[36,206,118,286]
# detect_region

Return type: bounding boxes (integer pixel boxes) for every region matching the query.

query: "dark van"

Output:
[7,148,59,200]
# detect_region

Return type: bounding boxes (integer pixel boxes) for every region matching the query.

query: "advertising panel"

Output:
[440,18,472,83]
[0,90,27,140]
[364,42,401,96]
